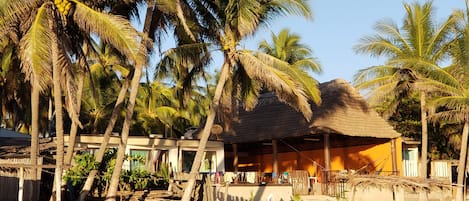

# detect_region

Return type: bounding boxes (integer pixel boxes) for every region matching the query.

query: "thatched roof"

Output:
[221,79,400,144]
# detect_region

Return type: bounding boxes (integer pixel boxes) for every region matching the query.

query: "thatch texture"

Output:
[222,79,400,144]
[347,175,452,192]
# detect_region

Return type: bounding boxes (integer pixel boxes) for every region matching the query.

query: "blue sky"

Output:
[240,0,466,83]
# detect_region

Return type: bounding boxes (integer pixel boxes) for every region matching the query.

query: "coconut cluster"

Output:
[54,0,72,16]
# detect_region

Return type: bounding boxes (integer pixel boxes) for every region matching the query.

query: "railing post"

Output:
[18,167,24,201]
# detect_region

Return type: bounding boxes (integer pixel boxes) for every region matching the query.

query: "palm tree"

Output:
[180,1,317,200]
[353,1,457,178]
[259,28,321,74]
[427,4,469,200]
[134,82,181,136]
[77,40,135,200]
[0,1,147,200]
[105,0,211,198]
[425,81,469,201]
[80,42,130,134]
[73,0,198,198]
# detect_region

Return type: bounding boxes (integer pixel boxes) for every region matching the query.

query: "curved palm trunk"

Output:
[65,73,84,165]
[420,92,428,178]
[181,62,230,201]
[456,122,469,201]
[105,3,154,199]
[175,0,195,41]
[105,66,143,201]
[30,80,40,181]
[78,77,130,201]
[52,35,65,201]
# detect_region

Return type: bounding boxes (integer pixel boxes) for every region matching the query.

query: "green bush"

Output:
[64,152,98,187]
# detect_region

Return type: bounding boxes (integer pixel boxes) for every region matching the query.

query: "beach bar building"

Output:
[220,79,402,197]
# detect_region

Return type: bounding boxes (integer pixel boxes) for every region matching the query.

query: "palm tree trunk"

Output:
[105,3,154,199]
[456,121,469,201]
[420,92,428,178]
[30,80,39,181]
[78,76,130,201]
[175,0,195,41]
[181,61,230,201]
[65,72,84,165]
[105,65,143,201]
[52,33,65,201]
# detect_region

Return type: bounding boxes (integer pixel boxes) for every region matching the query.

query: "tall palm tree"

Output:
[0,1,147,200]
[180,1,317,200]
[353,1,457,178]
[427,4,469,200]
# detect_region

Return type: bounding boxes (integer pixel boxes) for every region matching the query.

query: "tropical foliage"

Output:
[353,1,457,178]
[2,0,469,201]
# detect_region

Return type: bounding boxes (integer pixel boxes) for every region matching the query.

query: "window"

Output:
[130,149,149,171]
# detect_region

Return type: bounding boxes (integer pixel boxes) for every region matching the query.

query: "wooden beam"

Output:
[0,164,70,168]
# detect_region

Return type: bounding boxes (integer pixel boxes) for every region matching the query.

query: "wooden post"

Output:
[272,139,278,177]
[324,134,331,171]
[233,144,238,173]
[18,167,24,201]
[296,152,302,170]
[178,146,182,172]
[391,138,398,175]
[324,133,331,192]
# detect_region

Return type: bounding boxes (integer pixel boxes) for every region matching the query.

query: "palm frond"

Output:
[430,109,469,123]
[72,0,148,66]
[292,58,321,73]
[431,96,469,111]
[366,80,400,105]
[19,3,52,91]
[237,50,312,120]
[415,78,461,96]
[266,0,311,19]
[255,51,321,105]
[373,19,411,52]
[353,65,398,88]
[226,0,261,37]
[388,58,461,88]
[0,0,39,29]
[354,35,404,58]
[232,66,261,111]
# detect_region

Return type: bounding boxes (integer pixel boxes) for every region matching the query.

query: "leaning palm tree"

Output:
[82,0,200,199]
[353,1,457,179]
[0,1,147,200]
[180,0,318,200]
